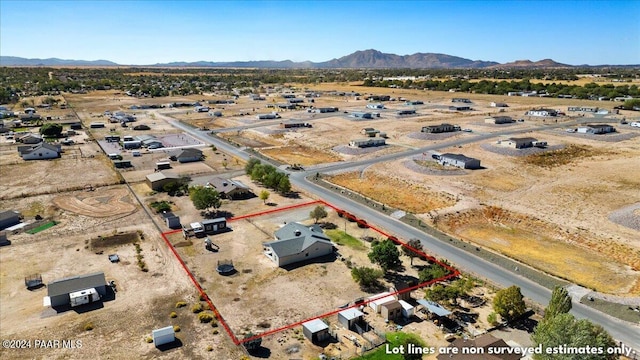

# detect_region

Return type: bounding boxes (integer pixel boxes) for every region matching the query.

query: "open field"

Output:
[328,172,457,214]
[260,144,341,166]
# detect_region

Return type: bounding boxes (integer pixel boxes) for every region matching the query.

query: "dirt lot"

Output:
[0,185,248,359]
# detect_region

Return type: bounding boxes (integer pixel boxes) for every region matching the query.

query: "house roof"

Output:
[508,137,537,142]
[440,153,478,163]
[146,171,180,183]
[381,300,402,310]
[264,222,333,258]
[202,217,226,225]
[339,308,364,320]
[169,148,203,159]
[21,142,60,155]
[586,124,613,129]
[0,210,20,222]
[47,272,106,298]
[206,177,250,194]
[302,318,329,333]
[417,299,452,317]
[152,326,175,338]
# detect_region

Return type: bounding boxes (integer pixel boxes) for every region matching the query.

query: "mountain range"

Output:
[0,50,618,69]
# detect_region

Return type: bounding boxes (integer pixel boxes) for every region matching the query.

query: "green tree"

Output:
[403,238,424,266]
[531,313,617,360]
[39,123,63,137]
[418,263,449,283]
[259,190,270,204]
[245,158,261,175]
[309,205,328,223]
[189,186,221,215]
[493,285,526,322]
[277,175,291,194]
[368,239,402,273]
[544,286,572,320]
[351,266,383,289]
[400,335,427,360]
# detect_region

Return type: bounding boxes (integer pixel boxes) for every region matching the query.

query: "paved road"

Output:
[158,111,640,353]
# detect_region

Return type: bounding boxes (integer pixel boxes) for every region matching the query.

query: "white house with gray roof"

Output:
[19,142,61,160]
[263,222,334,267]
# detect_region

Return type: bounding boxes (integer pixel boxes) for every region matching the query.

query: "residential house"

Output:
[577,124,616,134]
[498,137,543,149]
[452,98,472,103]
[397,109,416,115]
[449,105,472,111]
[19,143,61,160]
[421,123,459,133]
[366,103,385,109]
[525,108,558,117]
[313,107,338,113]
[405,100,424,106]
[205,177,253,199]
[168,148,203,163]
[263,222,334,267]
[349,138,386,148]
[350,112,373,119]
[439,153,481,169]
[280,122,312,129]
[484,116,514,124]
[257,113,280,120]
[490,102,508,107]
[568,106,598,112]
[17,133,43,144]
[361,128,380,137]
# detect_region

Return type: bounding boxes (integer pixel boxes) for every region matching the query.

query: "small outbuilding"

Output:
[202,218,227,234]
[146,171,181,191]
[399,300,415,318]
[368,292,395,313]
[152,326,176,347]
[302,318,330,343]
[168,148,203,163]
[338,308,365,332]
[380,300,403,321]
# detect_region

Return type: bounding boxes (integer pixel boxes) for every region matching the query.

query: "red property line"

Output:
[161,199,459,346]
[227,199,322,221]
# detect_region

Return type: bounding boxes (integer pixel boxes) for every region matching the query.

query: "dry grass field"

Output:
[329,171,457,214]
[260,144,341,165]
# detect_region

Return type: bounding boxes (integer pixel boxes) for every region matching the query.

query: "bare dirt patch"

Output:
[260,145,341,166]
[328,171,457,214]
[438,206,640,295]
[52,188,137,217]
[90,231,140,251]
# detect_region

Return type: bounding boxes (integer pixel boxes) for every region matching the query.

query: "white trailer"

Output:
[69,288,99,307]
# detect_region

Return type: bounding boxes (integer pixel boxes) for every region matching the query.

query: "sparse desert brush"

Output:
[170,311,177,318]
[212,329,219,335]
[211,320,218,327]
[175,301,187,308]
[173,325,181,332]
[145,337,153,343]
[198,312,214,323]
[206,345,214,351]
[83,322,94,331]
[199,293,208,301]
[192,303,203,313]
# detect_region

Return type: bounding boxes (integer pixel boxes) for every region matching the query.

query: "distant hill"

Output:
[0,56,118,67]
[490,58,572,69]
[316,49,499,69]
[1,52,633,69]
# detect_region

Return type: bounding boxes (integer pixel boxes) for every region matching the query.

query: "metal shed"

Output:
[338,308,365,331]
[399,300,415,318]
[152,326,175,347]
[302,318,330,343]
[46,272,107,307]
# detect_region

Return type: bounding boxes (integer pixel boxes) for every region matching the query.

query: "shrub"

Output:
[175,301,187,308]
[211,320,218,327]
[145,337,153,343]
[206,345,214,351]
[83,322,94,331]
[173,325,181,333]
[198,312,214,323]
[212,329,219,335]
[199,293,208,301]
[191,303,203,313]
[170,312,177,318]
[487,312,499,326]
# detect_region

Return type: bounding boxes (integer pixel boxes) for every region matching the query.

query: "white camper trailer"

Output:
[69,288,100,307]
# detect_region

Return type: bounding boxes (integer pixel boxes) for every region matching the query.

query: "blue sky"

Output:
[1,0,638,65]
